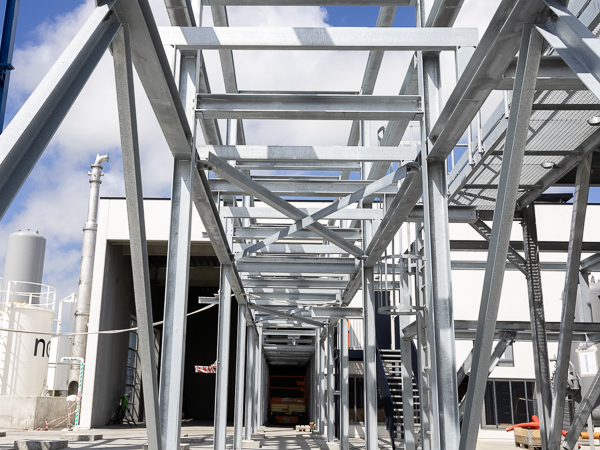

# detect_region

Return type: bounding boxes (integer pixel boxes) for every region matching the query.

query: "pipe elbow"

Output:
[93,154,109,166]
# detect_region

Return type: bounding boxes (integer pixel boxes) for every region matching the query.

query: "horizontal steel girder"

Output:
[238,258,357,274]
[209,179,398,196]
[197,145,418,162]
[159,26,479,51]
[196,94,422,120]
[234,227,361,240]
[223,207,383,220]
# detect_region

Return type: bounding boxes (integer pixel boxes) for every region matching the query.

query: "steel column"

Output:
[418,0,459,446]
[340,320,349,450]
[459,24,543,450]
[549,152,593,449]
[112,24,162,450]
[214,260,233,450]
[159,153,195,449]
[233,304,247,450]
[327,325,335,442]
[254,328,263,432]
[400,313,415,450]
[320,334,326,436]
[244,326,255,441]
[363,262,378,450]
[521,204,552,450]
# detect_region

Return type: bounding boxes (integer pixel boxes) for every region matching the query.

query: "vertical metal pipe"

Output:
[327,325,335,442]
[549,152,593,448]
[459,25,543,450]
[112,25,161,450]
[69,153,108,388]
[340,320,349,450]
[233,304,247,450]
[521,204,552,450]
[244,326,255,441]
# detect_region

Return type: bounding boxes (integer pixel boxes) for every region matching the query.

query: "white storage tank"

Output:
[0,230,55,396]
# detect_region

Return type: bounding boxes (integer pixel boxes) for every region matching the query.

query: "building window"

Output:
[483,379,535,427]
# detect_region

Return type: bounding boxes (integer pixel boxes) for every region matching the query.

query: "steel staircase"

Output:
[378,348,421,449]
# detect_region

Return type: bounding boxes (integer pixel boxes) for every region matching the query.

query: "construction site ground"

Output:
[0,423,545,449]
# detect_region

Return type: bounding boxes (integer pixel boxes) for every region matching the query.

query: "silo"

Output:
[2,230,45,304]
[0,230,55,396]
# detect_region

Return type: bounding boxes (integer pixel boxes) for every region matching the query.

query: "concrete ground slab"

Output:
[319,443,340,450]
[14,440,68,450]
[59,435,102,442]
[142,444,189,450]
[250,433,265,440]
[242,440,261,448]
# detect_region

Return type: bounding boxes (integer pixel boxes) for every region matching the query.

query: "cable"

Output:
[0,303,216,337]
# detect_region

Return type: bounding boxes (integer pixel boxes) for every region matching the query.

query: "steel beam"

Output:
[233,304,247,450]
[112,0,194,156]
[0,2,119,220]
[249,303,324,327]
[470,219,528,276]
[206,153,364,257]
[197,93,422,121]
[198,145,417,162]
[459,24,543,450]
[210,178,399,197]
[497,56,585,90]
[112,25,161,450]
[160,26,478,51]
[237,166,410,259]
[224,207,383,221]
[400,313,416,450]
[521,204,552,450]
[160,156,195,449]
[537,0,600,102]
[549,153,593,449]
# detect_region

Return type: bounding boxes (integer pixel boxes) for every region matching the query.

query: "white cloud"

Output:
[0,1,506,303]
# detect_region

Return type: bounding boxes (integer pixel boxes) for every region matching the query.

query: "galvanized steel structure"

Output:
[2,0,600,449]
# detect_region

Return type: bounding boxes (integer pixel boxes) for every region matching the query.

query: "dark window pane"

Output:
[511,381,528,424]
[526,381,536,418]
[495,381,512,425]
[126,367,135,385]
[484,381,496,426]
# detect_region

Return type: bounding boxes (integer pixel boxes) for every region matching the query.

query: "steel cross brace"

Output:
[236,163,413,259]
[470,219,528,276]
[204,152,364,258]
